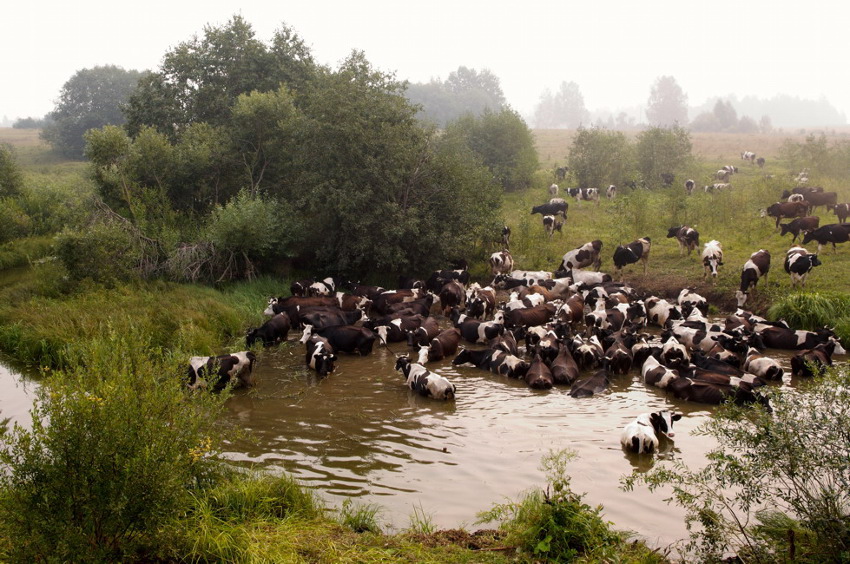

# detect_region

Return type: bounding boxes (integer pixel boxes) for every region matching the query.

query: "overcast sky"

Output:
[3,0,848,123]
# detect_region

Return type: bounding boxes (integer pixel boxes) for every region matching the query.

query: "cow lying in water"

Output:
[620,410,682,454]
[395,356,455,400]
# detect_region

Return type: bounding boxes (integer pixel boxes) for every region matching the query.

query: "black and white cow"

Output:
[736,249,771,307]
[542,214,564,238]
[678,289,708,318]
[620,410,682,454]
[644,296,682,327]
[784,246,821,288]
[307,277,336,297]
[452,347,529,379]
[704,183,731,192]
[246,313,291,347]
[569,187,599,204]
[305,335,337,377]
[742,347,783,381]
[741,151,756,163]
[715,169,732,182]
[757,325,845,354]
[416,328,462,363]
[302,325,377,356]
[606,184,617,199]
[489,250,514,275]
[684,179,695,195]
[701,240,723,281]
[641,356,679,390]
[613,237,651,279]
[828,203,850,224]
[801,223,850,254]
[501,225,511,249]
[395,356,456,400]
[667,225,700,256]
[531,200,569,218]
[186,351,256,392]
[660,336,690,369]
[559,240,603,272]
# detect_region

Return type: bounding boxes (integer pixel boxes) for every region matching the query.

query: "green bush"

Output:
[624,368,850,562]
[767,292,850,344]
[54,222,146,286]
[0,337,226,562]
[0,144,24,198]
[0,199,32,244]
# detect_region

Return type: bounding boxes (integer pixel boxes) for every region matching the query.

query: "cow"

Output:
[660,336,690,369]
[416,328,461,363]
[757,325,845,354]
[620,410,682,454]
[801,223,850,253]
[766,201,809,228]
[371,289,426,315]
[606,184,617,199]
[372,314,427,344]
[555,293,585,326]
[555,166,568,181]
[736,249,771,307]
[305,335,337,377]
[803,191,838,213]
[782,186,822,200]
[742,347,783,381]
[264,295,337,316]
[684,179,695,195]
[790,342,835,378]
[604,336,633,375]
[466,285,497,320]
[302,325,376,356]
[571,335,604,370]
[307,277,336,297]
[345,282,386,301]
[704,183,731,192]
[186,351,256,392]
[425,268,470,293]
[335,292,371,312]
[667,225,700,256]
[438,280,466,314]
[756,157,766,168]
[503,303,557,329]
[525,354,555,389]
[828,203,850,224]
[559,240,603,272]
[784,246,821,288]
[641,356,680,390]
[489,250,514,275]
[569,368,610,398]
[715,169,732,182]
[787,193,805,203]
[660,173,675,186]
[702,240,723,281]
[549,183,559,196]
[741,151,756,163]
[452,347,529,379]
[549,343,580,385]
[779,216,820,243]
[531,200,568,218]
[299,308,363,331]
[407,316,440,347]
[452,309,505,344]
[572,187,599,204]
[246,313,291,347]
[501,225,511,249]
[289,278,315,297]
[722,165,739,173]
[395,356,456,400]
[542,215,564,238]
[613,237,651,279]
[678,289,708,318]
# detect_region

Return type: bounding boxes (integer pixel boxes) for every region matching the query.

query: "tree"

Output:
[713,99,738,130]
[567,127,633,188]
[634,125,693,186]
[645,76,688,127]
[444,107,539,192]
[40,65,143,158]
[533,81,590,129]
[0,143,24,198]
[404,66,505,127]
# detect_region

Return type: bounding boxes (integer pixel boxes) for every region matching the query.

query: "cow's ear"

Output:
[672,413,682,421]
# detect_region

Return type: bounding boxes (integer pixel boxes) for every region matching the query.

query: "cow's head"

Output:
[394,355,411,374]
[649,410,682,439]
[311,344,337,377]
[735,290,748,308]
[245,328,260,347]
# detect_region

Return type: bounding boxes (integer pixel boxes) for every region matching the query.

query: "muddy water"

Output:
[221,330,800,549]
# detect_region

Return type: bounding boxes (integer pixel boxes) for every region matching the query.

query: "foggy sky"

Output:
[2,0,847,123]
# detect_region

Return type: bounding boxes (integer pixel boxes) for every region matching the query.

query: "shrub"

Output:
[624,368,850,562]
[768,291,850,345]
[0,199,32,244]
[54,222,147,286]
[0,337,226,562]
[0,144,24,198]
[338,499,383,534]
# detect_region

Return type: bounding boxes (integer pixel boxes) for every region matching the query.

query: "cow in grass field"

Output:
[489,250,514,275]
[784,246,821,288]
[613,237,651,279]
[701,240,723,281]
[667,225,699,256]
[736,249,770,307]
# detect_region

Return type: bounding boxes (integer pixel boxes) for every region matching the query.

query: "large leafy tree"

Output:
[568,127,633,188]
[645,76,688,127]
[405,66,505,127]
[533,81,590,129]
[41,65,143,158]
[634,125,693,186]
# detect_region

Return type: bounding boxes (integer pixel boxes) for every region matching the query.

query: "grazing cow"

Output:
[704,183,731,192]
[308,277,336,297]
[756,157,766,168]
[702,240,723,281]
[741,151,756,163]
[715,169,732,182]
[801,223,850,253]
[246,313,291,347]
[742,347,783,381]
[613,237,651,278]
[559,240,603,272]
[660,173,675,186]
[782,186,822,200]
[787,193,805,203]
[569,368,610,398]
[525,354,554,389]
[736,249,771,307]
[684,179,695,195]
[186,351,256,392]
[722,165,739,173]
[417,328,462,363]
[549,344,580,385]
[779,216,820,243]
[569,187,599,204]
[766,201,809,228]
[489,250,514,275]
[621,410,682,454]
[784,246,821,288]
[828,203,850,224]
[803,191,838,213]
[531,200,569,218]
[305,336,337,377]
[549,183,559,196]
[542,215,564,238]
[606,184,617,199]
[790,342,835,378]
[667,225,700,256]
[303,325,376,356]
[395,357,456,400]
[555,166,568,181]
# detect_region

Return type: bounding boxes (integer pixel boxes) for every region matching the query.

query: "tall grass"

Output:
[768,292,850,343]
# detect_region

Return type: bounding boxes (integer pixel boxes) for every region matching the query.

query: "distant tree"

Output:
[40,65,143,159]
[405,66,505,127]
[736,115,759,134]
[567,127,633,188]
[0,143,24,198]
[634,125,693,186]
[124,16,316,138]
[533,81,590,129]
[13,117,48,129]
[713,100,738,130]
[759,115,773,133]
[646,76,688,127]
[688,112,720,132]
[445,107,538,191]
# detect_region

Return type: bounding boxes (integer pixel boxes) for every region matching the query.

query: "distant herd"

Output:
[184,149,847,458]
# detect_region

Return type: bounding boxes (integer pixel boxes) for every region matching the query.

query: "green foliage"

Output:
[768,292,850,344]
[54,222,146,286]
[445,107,538,191]
[634,124,694,186]
[40,65,143,159]
[0,236,55,270]
[624,368,850,562]
[339,499,383,534]
[479,450,663,563]
[0,143,24,198]
[408,503,436,535]
[0,338,226,562]
[0,199,31,243]
[779,134,850,178]
[405,66,505,127]
[567,126,634,188]
[18,172,94,235]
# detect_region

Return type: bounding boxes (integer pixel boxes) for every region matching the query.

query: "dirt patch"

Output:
[405,528,507,550]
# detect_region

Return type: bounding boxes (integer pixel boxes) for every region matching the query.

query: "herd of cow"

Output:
[182,154,846,457]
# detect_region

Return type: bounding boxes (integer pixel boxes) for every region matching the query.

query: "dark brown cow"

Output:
[549,344,580,385]
[417,328,462,363]
[790,342,835,377]
[803,191,838,213]
[503,303,557,329]
[779,216,820,243]
[525,354,554,389]
[766,201,809,228]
